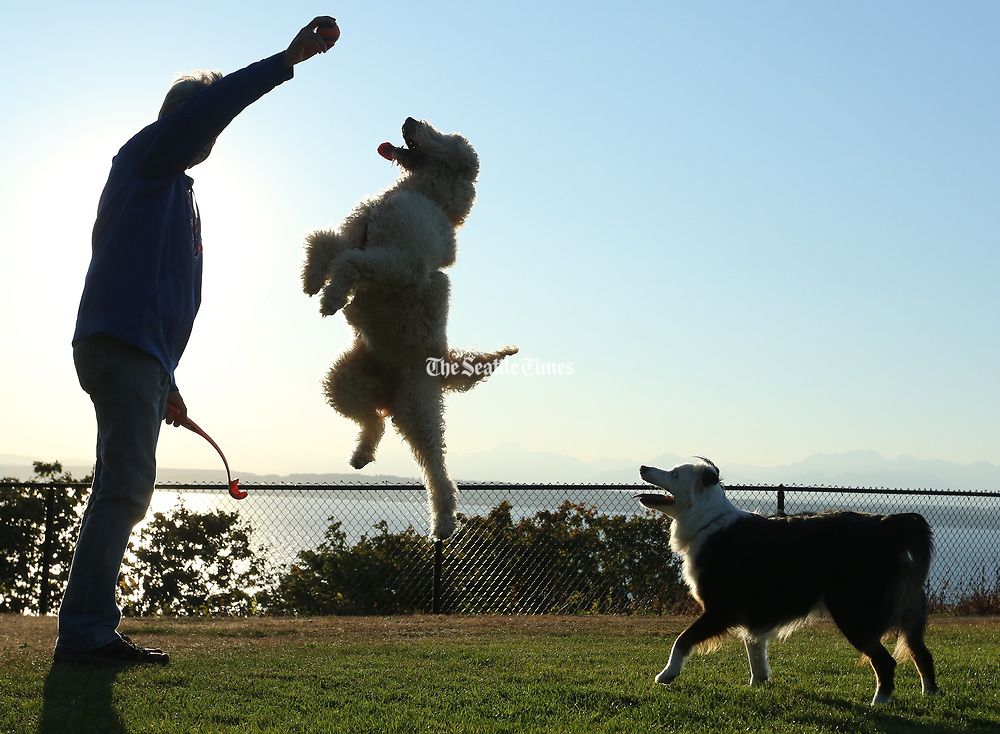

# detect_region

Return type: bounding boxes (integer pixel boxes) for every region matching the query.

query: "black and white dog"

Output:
[636,458,938,705]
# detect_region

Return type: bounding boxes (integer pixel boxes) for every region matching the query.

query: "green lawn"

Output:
[2,615,999,733]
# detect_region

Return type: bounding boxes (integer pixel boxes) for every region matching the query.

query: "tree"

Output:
[266,519,431,615]
[122,503,269,616]
[0,462,89,613]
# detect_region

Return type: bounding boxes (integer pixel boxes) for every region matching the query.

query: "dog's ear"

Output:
[698,463,720,488]
[423,132,478,177]
[446,135,479,175]
[409,121,479,177]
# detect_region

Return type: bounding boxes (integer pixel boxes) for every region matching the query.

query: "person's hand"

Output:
[283,16,339,68]
[165,390,188,427]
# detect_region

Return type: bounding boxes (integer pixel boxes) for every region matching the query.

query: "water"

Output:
[142,485,1000,599]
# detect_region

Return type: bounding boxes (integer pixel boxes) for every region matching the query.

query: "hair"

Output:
[158,69,223,119]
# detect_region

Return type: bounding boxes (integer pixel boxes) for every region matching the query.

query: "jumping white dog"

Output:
[302,118,517,540]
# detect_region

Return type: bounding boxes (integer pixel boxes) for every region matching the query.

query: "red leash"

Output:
[166,406,246,499]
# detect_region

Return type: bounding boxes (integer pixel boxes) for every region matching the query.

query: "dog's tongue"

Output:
[377,142,396,161]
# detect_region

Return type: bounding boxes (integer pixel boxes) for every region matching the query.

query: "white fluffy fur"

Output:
[302,118,517,540]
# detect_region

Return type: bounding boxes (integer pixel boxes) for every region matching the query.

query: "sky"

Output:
[0,1,998,478]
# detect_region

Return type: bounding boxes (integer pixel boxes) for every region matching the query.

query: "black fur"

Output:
[694,512,929,630]
[692,456,720,486]
[680,510,938,700]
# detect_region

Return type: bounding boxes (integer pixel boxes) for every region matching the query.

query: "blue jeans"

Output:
[56,336,170,652]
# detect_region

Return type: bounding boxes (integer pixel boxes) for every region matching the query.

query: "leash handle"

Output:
[167,406,246,499]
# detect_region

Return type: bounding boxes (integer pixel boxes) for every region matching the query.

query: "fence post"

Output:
[39,486,57,615]
[432,539,443,614]
[777,485,785,517]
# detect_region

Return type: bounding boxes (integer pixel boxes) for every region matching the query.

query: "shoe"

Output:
[54,635,170,666]
[120,634,164,654]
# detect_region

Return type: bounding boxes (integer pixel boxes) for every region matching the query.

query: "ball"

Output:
[318,21,340,44]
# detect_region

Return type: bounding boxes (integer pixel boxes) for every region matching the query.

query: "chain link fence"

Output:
[1,481,998,616]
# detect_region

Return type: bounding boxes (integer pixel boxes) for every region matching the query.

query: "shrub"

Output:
[0,462,88,613]
[265,520,431,615]
[268,501,689,615]
[122,503,269,616]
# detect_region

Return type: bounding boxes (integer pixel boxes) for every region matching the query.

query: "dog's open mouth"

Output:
[377,118,427,170]
[636,465,675,508]
[635,492,676,508]
[401,117,419,149]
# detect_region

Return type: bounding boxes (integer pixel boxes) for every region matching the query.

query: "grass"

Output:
[2,616,999,733]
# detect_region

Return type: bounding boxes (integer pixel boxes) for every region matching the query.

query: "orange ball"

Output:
[318,21,340,44]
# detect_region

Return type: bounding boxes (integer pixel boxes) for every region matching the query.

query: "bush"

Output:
[929,567,1000,616]
[442,501,689,614]
[268,501,689,615]
[122,503,269,616]
[0,462,89,613]
[265,520,431,615]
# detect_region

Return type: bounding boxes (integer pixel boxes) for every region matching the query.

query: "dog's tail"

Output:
[302,228,348,296]
[884,513,934,660]
[440,347,519,392]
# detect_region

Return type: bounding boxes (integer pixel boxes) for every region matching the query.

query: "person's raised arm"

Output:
[140,16,339,177]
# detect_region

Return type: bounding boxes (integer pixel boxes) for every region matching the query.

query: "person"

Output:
[55,17,339,666]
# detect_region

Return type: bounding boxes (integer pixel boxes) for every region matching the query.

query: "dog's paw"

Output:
[319,289,348,316]
[749,676,770,687]
[654,671,678,686]
[871,688,894,706]
[430,513,456,541]
[302,272,326,297]
[350,447,375,470]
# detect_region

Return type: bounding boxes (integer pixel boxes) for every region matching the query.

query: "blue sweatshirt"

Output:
[73,52,293,387]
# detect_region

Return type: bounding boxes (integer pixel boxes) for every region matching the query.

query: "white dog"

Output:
[302,118,517,540]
